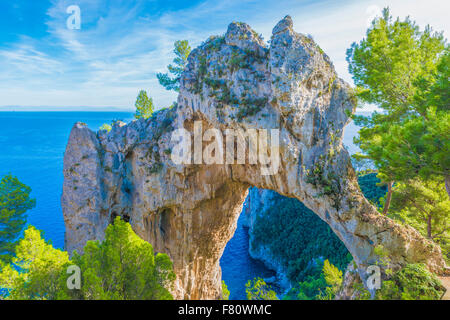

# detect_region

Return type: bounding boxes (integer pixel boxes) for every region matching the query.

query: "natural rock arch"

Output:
[62,16,445,299]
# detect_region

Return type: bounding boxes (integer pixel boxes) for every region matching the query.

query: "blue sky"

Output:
[0,0,448,111]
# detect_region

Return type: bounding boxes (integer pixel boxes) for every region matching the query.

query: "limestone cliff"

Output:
[62,16,446,299]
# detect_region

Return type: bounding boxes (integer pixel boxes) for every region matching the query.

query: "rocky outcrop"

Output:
[62,16,446,299]
[335,262,365,300]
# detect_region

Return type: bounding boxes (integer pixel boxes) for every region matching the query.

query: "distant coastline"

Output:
[0,107,376,116]
[0,106,133,112]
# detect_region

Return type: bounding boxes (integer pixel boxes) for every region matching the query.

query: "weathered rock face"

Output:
[62,16,446,299]
[335,262,365,300]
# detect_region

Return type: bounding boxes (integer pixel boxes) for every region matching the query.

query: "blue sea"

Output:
[0,111,362,299]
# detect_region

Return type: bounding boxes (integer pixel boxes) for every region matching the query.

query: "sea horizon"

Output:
[0,108,376,115]
[0,107,133,112]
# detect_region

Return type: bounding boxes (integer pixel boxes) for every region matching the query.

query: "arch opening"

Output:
[221,187,353,299]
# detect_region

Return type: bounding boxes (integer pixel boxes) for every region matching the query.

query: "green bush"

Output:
[376,264,445,300]
[283,259,343,300]
[0,217,175,300]
[221,280,230,300]
[245,277,278,300]
[357,173,387,206]
[0,174,36,264]
[284,274,327,300]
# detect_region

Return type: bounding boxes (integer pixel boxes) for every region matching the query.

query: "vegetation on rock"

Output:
[221,280,230,300]
[283,259,343,300]
[157,40,191,92]
[135,89,154,120]
[376,263,445,300]
[388,178,449,263]
[99,123,112,132]
[245,277,278,300]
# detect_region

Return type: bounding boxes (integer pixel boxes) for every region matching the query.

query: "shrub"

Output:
[221,280,230,300]
[245,277,278,300]
[0,217,175,300]
[376,263,445,300]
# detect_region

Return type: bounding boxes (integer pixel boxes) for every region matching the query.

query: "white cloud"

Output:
[0,44,64,78]
[0,0,448,110]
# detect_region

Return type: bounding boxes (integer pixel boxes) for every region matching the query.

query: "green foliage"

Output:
[319,259,343,300]
[203,35,226,53]
[284,238,445,301]
[347,7,445,113]
[357,172,387,207]
[284,273,327,300]
[347,9,448,284]
[0,226,69,300]
[99,119,126,133]
[221,280,230,300]
[148,162,163,174]
[236,97,267,121]
[305,162,342,206]
[245,277,278,300]
[64,217,175,300]
[228,47,265,73]
[355,106,449,187]
[99,123,112,132]
[388,178,449,262]
[351,157,374,175]
[0,217,175,300]
[347,7,449,191]
[229,50,249,72]
[157,40,191,92]
[376,263,445,300]
[352,281,372,300]
[284,259,343,300]
[417,49,449,112]
[134,90,154,120]
[0,174,36,263]
[322,259,343,289]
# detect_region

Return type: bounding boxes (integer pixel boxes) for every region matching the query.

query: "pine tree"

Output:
[322,259,343,289]
[346,7,448,211]
[157,40,191,92]
[134,90,154,120]
[64,217,175,300]
[0,218,176,300]
[0,174,35,263]
[388,178,449,262]
[0,226,69,299]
